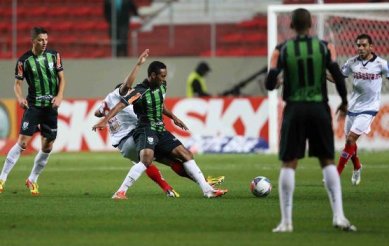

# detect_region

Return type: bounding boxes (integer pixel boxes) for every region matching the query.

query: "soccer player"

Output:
[95,49,179,198]
[95,50,224,198]
[93,61,227,198]
[0,27,66,195]
[265,8,356,232]
[335,34,389,185]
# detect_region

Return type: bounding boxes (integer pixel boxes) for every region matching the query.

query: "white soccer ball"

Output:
[250,176,272,197]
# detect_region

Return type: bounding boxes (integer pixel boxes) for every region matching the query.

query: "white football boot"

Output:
[351,165,362,186]
[272,223,293,233]
[333,216,357,232]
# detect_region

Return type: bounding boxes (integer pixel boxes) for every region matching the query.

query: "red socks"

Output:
[145,164,171,192]
[170,162,193,181]
[337,143,361,174]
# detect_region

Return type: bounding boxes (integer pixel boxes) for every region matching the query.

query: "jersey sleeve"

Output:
[55,52,64,72]
[341,58,352,77]
[15,59,24,80]
[121,86,144,106]
[383,59,389,79]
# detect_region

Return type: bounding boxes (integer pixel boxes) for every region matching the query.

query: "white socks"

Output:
[278,168,295,226]
[119,162,147,192]
[183,159,213,193]
[322,165,346,220]
[0,143,24,181]
[28,150,51,183]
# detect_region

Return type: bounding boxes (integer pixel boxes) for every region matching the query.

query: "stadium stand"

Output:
[0,0,268,58]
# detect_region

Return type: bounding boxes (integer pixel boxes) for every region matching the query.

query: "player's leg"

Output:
[272,160,296,233]
[0,107,39,193]
[118,135,177,196]
[337,115,360,175]
[0,134,31,193]
[26,108,57,195]
[158,156,225,186]
[310,104,356,231]
[25,136,54,195]
[337,132,359,175]
[112,128,155,199]
[170,145,227,198]
[320,159,356,231]
[348,114,374,185]
[273,103,306,232]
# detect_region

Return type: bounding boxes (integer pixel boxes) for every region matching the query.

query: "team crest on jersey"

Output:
[147,137,154,144]
[22,122,29,130]
[48,62,54,70]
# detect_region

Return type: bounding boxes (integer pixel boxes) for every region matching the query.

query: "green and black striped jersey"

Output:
[122,79,167,132]
[276,36,331,102]
[15,49,64,107]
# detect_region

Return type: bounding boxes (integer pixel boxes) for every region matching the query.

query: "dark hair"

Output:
[290,8,312,32]
[31,27,48,40]
[196,61,211,75]
[114,83,122,89]
[355,34,373,44]
[148,61,166,77]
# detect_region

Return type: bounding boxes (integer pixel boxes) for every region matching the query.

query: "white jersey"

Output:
[98,88,138,146]
[341,54,389,114]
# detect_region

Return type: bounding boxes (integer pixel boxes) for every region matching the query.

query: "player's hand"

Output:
[92,118,108,131]
[137,49,149,66]
[173,117,188,131]
[18,98,29,109]
[51,95,63,108]
[336,102,347,121]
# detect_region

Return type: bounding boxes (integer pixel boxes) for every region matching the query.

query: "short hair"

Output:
[196,61,211,74]
[290,8,312,32]
[114,83,122,89]
[148,61,166,77]
[31,27,48,40]
[355,34,373,44]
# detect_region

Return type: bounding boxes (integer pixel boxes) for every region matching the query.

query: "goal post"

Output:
[267,3,389,153]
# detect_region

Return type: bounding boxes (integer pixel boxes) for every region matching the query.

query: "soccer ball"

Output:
[250,176,272,197]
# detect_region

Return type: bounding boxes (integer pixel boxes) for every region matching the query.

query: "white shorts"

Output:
[345,114,375,136]
[117,135,138,162]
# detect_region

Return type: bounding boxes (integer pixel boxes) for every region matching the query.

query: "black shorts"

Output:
[133,127,182,155]
[19,106,58,140]
[279,102,334,161]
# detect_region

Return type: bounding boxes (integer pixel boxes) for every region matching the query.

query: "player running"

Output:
[334,34,389,185]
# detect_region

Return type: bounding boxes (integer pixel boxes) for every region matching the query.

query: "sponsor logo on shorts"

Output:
[147,137,154,144]
[22,122,29,130]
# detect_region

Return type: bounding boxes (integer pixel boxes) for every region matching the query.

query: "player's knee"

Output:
[18,141,28,149]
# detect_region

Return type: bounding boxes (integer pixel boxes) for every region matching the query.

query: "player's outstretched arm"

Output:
[120,49,149,95]
[92,101,126,131]
[163,105,188,130]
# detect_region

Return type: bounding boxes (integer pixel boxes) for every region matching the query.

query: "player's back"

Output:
[279,36,329,103]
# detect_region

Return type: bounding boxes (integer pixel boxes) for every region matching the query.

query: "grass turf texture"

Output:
[0,152,388,246]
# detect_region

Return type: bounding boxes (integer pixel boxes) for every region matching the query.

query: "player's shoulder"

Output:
[45,49,60,56]
[133,79,149,91]
[345,55,359,64]
[17,50,34,62]
[374,54,388,64]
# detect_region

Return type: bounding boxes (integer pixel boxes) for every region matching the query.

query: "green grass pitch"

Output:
[0,151,388,246]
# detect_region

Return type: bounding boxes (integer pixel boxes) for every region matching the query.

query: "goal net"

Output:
[267,3,389,153]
